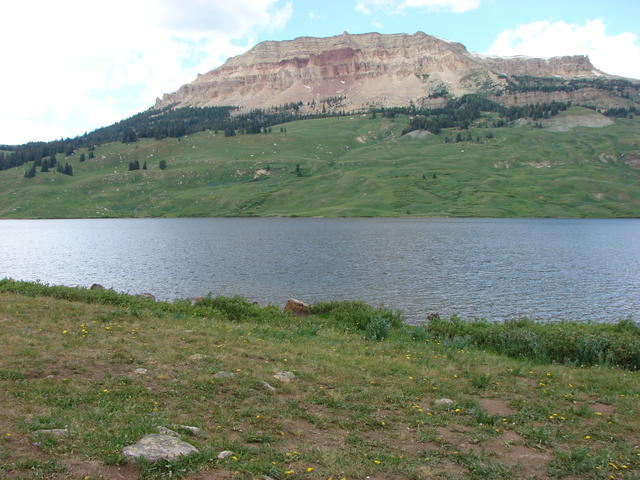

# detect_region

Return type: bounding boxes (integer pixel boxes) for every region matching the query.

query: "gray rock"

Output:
[433,398,455,407]
[261,381,277,392]
[217,450,234,460]
[173,425,201,436]
[134,368,148,375]
[123,434,198,462]
[34,428,68,437]
[137,293,156,301]
[273,371,296,382]
[213,371,235,379]
[156,426,179,436]
[189,354,207,361]
[90,283,105,290]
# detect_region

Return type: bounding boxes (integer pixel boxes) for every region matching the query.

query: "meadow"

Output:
[1,108,639,218]
[1,280,639,479]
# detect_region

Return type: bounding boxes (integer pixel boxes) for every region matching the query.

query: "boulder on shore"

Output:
[90,283,105,290]
[284,298,310,316]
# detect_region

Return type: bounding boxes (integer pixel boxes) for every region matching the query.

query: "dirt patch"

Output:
[434,425,481,453]
[588,403,615,416]
[544,112,614,132]
[281,418,347,446]
[478,398,517,417]
[187,469,235,480]
[416,460,468,479]
[483,431,551,477]
[64,457,138,480]
[495,445,552,476]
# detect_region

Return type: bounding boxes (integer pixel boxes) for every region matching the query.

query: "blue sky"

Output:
[1,0,638,145]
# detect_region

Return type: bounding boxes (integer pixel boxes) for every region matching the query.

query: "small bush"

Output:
[364,316,390,341]
[194,295,284,323]
[310,300,402,333]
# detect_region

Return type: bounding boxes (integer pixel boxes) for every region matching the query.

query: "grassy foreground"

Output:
[1,282,639,480]
[1,108,640,218]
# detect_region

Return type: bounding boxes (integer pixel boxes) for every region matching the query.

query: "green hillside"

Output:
[1,108,639,218]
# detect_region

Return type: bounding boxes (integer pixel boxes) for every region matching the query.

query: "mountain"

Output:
[156,31,639,112]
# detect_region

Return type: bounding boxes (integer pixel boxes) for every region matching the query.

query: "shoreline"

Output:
[1,280,639,479]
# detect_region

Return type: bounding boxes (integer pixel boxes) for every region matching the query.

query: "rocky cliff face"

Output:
[156,32,636,112]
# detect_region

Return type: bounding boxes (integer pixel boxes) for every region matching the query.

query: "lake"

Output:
[1,217,638,323]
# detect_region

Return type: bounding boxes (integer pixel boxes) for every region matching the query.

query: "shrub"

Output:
[364,316,390,341]
[310,300,402,333]
[425,313,640,370]
[194,295,284,323]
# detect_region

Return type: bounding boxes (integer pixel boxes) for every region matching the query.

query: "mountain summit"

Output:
[155,31,636,112]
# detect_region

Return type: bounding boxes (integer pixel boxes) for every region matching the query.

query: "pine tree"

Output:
[88,150,95,159]
[24,163,36,178]
[159,159,167,170]
[142,161,147,170]
[64,163,73,176]
[122,127,137,143]
[41,159,49,172]
[79,153,86,162]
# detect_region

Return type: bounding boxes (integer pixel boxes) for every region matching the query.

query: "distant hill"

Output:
[1,108,639,218]
[156,31,640,112]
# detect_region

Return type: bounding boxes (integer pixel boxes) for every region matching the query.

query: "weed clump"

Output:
[310,300,402,338]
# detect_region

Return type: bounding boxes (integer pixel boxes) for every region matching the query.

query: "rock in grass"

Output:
[261,381,277,392]
[90,283,105,290]
[123,434,198,462]
[134,368,148,375]
[273,371,296,382]
[34,428,68,437]
[156,426,179,436]
[189,353,207,361]
[137,293,156,301]
[217,450,234,460]
[213,371,235,379]
[434,398,454,407]
[172,425,201,436]
[284,298,310,317]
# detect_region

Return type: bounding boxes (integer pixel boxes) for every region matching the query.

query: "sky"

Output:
[1,0,639,145]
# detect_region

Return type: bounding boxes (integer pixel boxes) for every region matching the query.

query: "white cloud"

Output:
[372,21,384,30]
[309,11,316,20]
[0,0,292,144]
[355,0,480,15]
[487,19,640,80]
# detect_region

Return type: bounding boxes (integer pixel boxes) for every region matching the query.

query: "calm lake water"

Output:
[1,217,638,323]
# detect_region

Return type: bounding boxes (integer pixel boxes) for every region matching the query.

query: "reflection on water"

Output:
[1,217,638,323]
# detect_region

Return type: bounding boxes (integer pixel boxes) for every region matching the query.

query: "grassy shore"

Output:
[1,281,639,480]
